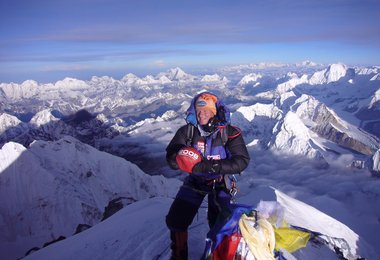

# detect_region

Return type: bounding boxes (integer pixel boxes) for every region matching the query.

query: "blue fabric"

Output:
[192,144,226,179]
[276,250,288,260]
[191,124,228,180]
[206,204,254,252]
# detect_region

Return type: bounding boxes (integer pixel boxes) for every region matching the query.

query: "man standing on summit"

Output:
[165,92,250,259]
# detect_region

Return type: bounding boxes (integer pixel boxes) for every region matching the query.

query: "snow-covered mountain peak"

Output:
[121,73,139,80]
[29,109,59,127]
[238,73,262,86]
[271,111,325,160]
[291,94,321,111]
[92,75,114,81]
[277,91,298,110]
[167,67,186,78]
[90,75,117,85]
[158,67,194,81]
[291,94,349,130]
[237,103,282,122]
[276,73,308,93]
[0,141,27,170]
[369,88,380,109]
[286,72,298,78]
[0,113,22,133]
[157,75,172,84]
[159,110,179,121]
[201,74,223,82]
[21,80,39,88]
[94,113,109,123]
[356,67,378,76]
[120,73,142,85]
[279,111,311,140]
[309,63,351,85]
[328,63,349,81]
[54,77,89,89]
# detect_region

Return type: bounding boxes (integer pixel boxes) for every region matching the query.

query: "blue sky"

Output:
[1,0,380,83]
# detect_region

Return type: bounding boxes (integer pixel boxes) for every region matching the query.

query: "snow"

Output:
[270,111,324,159]
[274,189,359,259]
[2,137,379,259]
[370,73,380,81]
[157,67,195,82]
[276,74,308,93]
[54,78,89,89]
[369,88,380,109]
[21,178,380,260]
[0,113,22,133]
[373,149,380,172]
[236,103,282,122]
[238,73,263,86]
[29,109,59,127]
[23,197,176,260]
[201,74,223,82]
[0,137,180,260]
[309,63,348,85]
[1,62,380,259]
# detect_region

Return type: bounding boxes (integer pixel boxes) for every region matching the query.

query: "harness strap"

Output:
[185,124,195,147]
[220,126,229,146]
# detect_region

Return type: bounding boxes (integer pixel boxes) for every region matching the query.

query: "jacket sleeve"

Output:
[219,126,250,175]
[165,125,188,170]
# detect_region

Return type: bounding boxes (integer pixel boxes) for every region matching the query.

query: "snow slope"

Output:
[4,142,377,260]
[0,137,180,259]
[23,185,379,260]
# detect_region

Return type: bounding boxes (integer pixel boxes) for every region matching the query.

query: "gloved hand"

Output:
[175,147,202,173]
[192,159,221,175]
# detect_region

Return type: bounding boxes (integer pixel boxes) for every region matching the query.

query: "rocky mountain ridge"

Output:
[1,63,379,174]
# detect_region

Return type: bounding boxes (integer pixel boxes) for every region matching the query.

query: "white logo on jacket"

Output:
[207,155,221,160]
[178,149,199,160]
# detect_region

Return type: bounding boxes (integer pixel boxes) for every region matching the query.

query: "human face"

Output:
[197,109,214,125]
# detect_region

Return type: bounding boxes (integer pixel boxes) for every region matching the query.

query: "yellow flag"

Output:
[274,227,311,253]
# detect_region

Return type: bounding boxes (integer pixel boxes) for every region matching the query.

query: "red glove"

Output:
[176,147,202,173]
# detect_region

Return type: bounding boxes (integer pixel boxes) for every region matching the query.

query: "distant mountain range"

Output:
[1,62,379,174]
[1,62,380,259]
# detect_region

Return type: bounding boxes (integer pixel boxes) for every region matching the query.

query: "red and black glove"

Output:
[175,147,202,173]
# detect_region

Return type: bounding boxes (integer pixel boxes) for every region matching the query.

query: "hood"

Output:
[185,92,230,127]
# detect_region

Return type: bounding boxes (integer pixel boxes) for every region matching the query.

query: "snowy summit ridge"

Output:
[0,136,180,259]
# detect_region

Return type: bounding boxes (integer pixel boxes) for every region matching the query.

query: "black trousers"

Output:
[166,176,231,231]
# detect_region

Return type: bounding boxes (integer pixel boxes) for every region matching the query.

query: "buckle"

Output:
[230,187,238,197]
